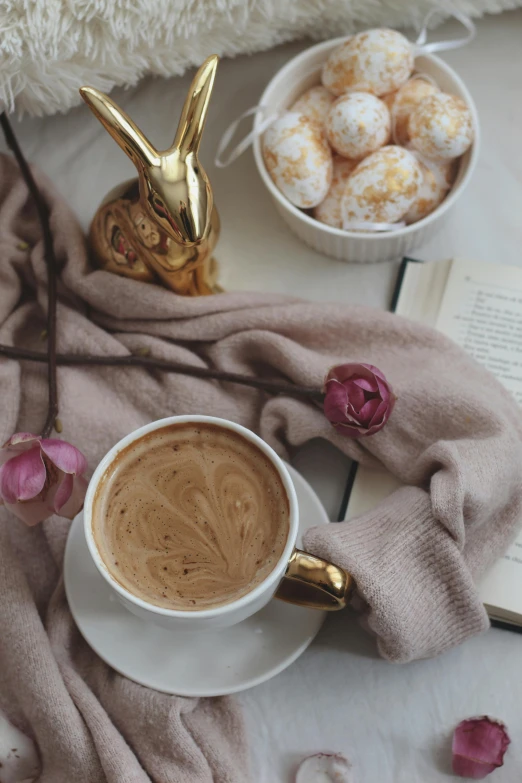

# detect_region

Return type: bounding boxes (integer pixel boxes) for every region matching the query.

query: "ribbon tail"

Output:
[214,106,280,168]
[414,6,476,55]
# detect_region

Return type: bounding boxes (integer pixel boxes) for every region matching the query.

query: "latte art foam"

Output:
[92,423,290,610]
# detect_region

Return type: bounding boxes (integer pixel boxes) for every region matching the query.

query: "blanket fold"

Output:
[0,152,521,781]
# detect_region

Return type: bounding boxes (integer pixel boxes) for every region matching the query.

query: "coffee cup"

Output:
[83,415,353,631]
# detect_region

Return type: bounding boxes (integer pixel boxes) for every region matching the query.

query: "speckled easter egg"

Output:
[405,158,458,223]
[326,92,390,160]
[408,93,473,160]
[341,145,422,226]
[263,112,333,208]
[322,29,414,97]
[386,77,440,145]
[290,86,335,129]
[313,156,359,228]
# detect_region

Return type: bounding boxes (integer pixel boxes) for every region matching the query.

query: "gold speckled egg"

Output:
[409,93,473,160]
[341,145,422,226]
[387,77,440,145]
[405,158,458,223]
[325,92,390,160]
[322,29,414,97]
[290,86,335,130]
[313,156,359,228]
[263,112,333,209]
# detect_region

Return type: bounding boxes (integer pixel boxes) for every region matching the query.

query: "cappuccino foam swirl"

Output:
[92,423,290,610]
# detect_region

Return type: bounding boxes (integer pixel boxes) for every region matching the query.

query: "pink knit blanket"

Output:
[1,153,521,782]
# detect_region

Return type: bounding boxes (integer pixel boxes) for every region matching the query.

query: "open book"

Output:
[342,257,522,628]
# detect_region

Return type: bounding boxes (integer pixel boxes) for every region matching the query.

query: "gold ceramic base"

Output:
[90,179,221,296]
[81,55,222,297]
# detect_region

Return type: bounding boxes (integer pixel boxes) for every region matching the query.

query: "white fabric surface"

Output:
[1,10,522,782]
[3,0,521,117]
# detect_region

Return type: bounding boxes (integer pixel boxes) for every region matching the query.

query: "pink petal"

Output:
[55,474,87,519]
[375,375,391,403]
[296,753,353,782]
[0,433,42,465]
[368,399,388,428]
[53,473,73,513]
[2,432,41,449]
[0,448,46,503]
[452,716,510,779]
[360,363,388,382]
[343,381,366,411]
[357,397,381,426]
[351,376,378,393]
[41,439,87,475]
[324,380,350,423]
[326,363,372,385]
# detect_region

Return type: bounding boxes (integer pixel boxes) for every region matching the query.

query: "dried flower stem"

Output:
[0,343,324,402]
[0,114,323,413]
[0,112,58,437]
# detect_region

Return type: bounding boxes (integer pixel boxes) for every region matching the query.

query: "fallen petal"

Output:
[0,709,41,783]
[0,448,46,504]
[296,753,353,783]
[41,439,87,475]
[453,716,510,779]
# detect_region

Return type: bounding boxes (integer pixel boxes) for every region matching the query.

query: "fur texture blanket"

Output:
[2,0,520,117]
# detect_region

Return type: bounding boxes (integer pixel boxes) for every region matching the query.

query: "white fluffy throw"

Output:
[2,0,519,117]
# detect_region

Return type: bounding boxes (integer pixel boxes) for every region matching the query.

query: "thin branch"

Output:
[0,343,324,402]
[0,112,58,437]
[0,114,323,422]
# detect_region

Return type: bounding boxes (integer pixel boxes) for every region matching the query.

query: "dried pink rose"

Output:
[323,363,394,438]
[0,432,88,526]
[452,716,510,779]
[296,753,353,782]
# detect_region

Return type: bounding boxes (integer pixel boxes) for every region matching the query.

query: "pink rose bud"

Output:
[0,432,88,526]
[323,363,394,438]
[452,716,510,779]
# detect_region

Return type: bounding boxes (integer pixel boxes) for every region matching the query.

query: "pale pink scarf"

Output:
[1,154,521,781]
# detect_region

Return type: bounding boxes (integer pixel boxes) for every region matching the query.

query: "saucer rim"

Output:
[64,462,330,696]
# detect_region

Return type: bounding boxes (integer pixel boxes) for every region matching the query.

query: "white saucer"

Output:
[64,463,329,696]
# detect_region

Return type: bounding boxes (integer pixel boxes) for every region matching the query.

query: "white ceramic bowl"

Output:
[253,37,480,264]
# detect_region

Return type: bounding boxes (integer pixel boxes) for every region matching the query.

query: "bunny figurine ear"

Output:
[172,55,219,157]
[79,87,159,170]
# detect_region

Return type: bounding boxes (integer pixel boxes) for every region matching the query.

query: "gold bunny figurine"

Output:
[80,55,220,296]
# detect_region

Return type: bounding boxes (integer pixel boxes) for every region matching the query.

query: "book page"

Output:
[345,257,522,619]
[436,258,522,404]
[435,258,522,615]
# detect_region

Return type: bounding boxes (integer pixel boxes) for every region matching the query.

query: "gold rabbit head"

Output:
[80,55,221,296]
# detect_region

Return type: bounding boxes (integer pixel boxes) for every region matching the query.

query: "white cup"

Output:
[84,415,352,631]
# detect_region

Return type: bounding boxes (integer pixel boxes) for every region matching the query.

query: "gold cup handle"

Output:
[275,549,354,610]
